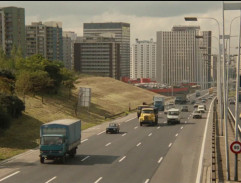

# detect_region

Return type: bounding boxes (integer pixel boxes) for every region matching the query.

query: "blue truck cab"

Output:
[40,119,81,164]
[153,96,165,111]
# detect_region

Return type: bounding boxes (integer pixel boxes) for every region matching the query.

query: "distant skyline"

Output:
[1,1,241,54]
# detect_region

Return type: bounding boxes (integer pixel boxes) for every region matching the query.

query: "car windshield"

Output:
[168,111,179,115]
[41,136,63,145]
[109,123,117,127]
[142,110,154,114]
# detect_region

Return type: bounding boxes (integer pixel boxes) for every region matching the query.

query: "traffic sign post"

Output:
[230,141,241,154]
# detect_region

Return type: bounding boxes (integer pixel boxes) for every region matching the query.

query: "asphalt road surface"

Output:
[0,90,214,183]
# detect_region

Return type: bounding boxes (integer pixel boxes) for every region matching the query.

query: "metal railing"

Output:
[227,107,241,140]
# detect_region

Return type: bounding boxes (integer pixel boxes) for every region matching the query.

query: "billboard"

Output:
[78,87,91,107]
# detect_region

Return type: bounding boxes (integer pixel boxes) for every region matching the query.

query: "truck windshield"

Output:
[41,136,63,145]
[168,111,179,115]
[142,110,154,114]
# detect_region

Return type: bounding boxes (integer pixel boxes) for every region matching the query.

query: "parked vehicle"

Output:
[153,96,165,111]
[139,107,158,126]
[167,108,180,124]
[194,103,199,108]
[40,119,81,164]
[137,104,149,118]
[106,123,120,134]
[193,110,202,119]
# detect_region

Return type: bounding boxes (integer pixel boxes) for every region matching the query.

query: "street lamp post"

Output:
[185,16,223,136]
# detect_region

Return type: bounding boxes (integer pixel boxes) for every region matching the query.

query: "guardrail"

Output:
[227,107,241,139]
[211,99,217,182]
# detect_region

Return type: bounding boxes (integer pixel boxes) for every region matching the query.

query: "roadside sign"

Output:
[230,141,241,154]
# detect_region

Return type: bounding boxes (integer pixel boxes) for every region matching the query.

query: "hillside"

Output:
[0,76,168,160]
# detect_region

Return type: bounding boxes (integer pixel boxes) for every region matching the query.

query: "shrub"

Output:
[0,105,11,129]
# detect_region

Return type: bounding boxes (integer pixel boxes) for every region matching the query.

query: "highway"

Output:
[0,90,214,183]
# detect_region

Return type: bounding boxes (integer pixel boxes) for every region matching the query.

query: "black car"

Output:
[106,123,120,134]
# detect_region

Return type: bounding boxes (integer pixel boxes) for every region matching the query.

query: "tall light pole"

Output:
[185,16,223,136]
[223,2,241,180]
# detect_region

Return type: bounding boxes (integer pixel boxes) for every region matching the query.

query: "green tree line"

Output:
[0,47,77,130]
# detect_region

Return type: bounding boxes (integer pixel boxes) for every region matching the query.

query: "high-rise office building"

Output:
[74,35,120,79]
[0,7,25,57]
[156,26,211,89]
[63,31,77,70]
[83,22,130,79]
[26,21,63,61]
[130,38,156,80]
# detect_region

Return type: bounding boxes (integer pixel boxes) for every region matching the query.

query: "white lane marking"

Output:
[0,171,20,182]
[163,121,167,124]
[81,156,90,162]
[125,117,136,122]
[119,156,126,162]
[81,139,88,143]
[195,97,216,183]
[175,133,178,137]
[157,126,160,129]
[188,117,190,119]
[180,126,183,130]
[136,142,142,147]
[158,157,163,164]
[185,121,187,124]
[134,126,138,129]
[168,143,172,148]
[45,176,57,183]
[105,142,111,147]
[122,133,126,136]
[148,133,152,137]
[94,177,103,183]
[144,179,150,183]
[97,131,105,135]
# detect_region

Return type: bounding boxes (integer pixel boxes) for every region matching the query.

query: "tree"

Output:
[61,68,77,99]
[0,70,16,95]
[28,71,54,103]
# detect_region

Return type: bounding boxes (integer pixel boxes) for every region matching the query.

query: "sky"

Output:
[1,1,241,54]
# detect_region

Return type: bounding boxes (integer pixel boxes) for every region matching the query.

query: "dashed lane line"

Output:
[97,131,105,135]
[158,157,163,164]
[119,156,126,162]
[168,143,172,148]
[136,142,141,147]
[0,171,20,182]
[94,177,103,183]
[105,142,111,147]
[81,139,88,143]
[81,156,90,162]
[45,176,57,183]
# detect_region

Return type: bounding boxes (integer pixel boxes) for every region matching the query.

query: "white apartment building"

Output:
[156,26,211,89]
[63,31,77,70]
[130,39,156,80]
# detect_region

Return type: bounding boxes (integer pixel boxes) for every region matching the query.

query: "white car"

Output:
[193,110,202,119]
[167,108,180,124]
[197,105,205,113]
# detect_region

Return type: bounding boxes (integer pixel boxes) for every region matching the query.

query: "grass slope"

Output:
[0,76,166,160]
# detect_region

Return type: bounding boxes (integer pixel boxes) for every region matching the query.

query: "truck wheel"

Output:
[40,157,44,164]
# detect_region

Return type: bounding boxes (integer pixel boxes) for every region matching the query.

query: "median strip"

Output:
[0,171,20,182]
